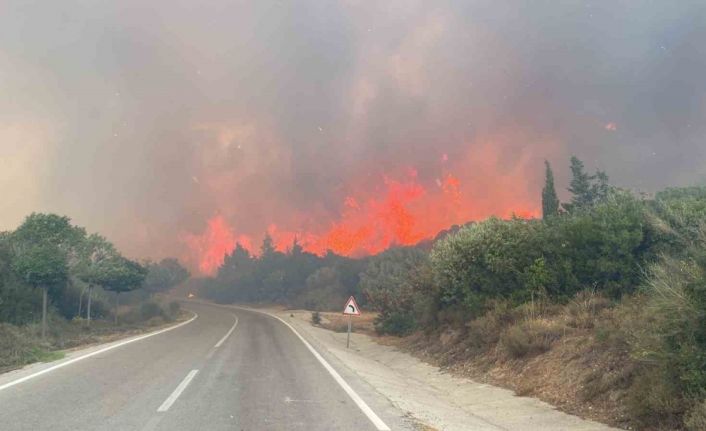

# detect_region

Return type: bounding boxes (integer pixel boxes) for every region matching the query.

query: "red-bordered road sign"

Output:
[342,296,361,316]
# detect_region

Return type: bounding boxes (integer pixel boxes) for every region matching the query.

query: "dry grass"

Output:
[685,400,706,431]
[499,318,564,359]
[372,293,647,429]
[0,303,190,374]
[314,311,378,335]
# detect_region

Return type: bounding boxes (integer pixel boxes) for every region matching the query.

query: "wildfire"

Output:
[183,160,540,274]
[182,215,253,275]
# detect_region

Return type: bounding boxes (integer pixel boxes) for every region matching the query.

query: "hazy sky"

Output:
[2,1,705,270]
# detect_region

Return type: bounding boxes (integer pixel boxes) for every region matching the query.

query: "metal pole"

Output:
[346,315,352,348]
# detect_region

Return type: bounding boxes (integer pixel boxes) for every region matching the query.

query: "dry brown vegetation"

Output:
[311,310,378,335]
[371,292,653,430]
[0,300,187,373]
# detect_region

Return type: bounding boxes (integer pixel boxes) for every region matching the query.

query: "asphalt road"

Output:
[0,302,401,431]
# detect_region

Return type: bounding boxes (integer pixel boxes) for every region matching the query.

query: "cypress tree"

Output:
[542,160,560,218]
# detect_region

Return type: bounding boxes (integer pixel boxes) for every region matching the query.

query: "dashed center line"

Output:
[157,369,199,412]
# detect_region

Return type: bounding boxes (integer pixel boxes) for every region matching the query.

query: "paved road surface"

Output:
[0,302,405,431]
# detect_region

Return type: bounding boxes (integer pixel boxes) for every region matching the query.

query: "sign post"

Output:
[342,296,361,349]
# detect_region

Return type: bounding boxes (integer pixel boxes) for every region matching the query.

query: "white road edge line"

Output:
[231,306,391,431]
[0,312,198,393]
[157,369,199,412]
[214,315,239,348]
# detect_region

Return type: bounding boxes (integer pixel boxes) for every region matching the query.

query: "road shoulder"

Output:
[274,309,620,431]
[0,311,197,391]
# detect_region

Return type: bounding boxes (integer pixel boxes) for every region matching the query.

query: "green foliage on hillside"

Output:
[203,242,366,310]
[0,213,188,326]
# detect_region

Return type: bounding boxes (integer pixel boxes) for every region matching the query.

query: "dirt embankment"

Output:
[391,328,633,429]
[309,299,640,430]
[285,308,617,431]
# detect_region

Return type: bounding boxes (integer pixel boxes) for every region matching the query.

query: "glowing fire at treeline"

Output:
[183,157,540,275]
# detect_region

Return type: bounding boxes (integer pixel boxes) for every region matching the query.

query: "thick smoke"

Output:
[1,1,705,272]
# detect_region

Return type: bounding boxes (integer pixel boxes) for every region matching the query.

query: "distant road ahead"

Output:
[0,302,397,431]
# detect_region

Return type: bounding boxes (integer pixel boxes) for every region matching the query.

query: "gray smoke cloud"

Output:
[1,0,705,265]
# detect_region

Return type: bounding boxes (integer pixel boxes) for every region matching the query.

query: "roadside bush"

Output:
[0,323,39,369]
[168,301,180,317]
[311,311,321,325]
[563,290,611,329]
[465,300,516,353]
[374,311,416,336]
[500,319,563,359]
[622,247,706,428]
[294,267,348,311]
[431,218,544,313]
[139,300,163,320]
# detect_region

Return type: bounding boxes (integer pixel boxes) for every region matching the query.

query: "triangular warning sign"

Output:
[342,296,361,316]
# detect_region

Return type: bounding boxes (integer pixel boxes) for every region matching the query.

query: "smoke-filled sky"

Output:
[2,1,706,273]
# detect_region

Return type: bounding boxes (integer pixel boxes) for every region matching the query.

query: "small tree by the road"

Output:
[94,256,147,324]
[11,213,83,338]
[74,234,117,325]
[12,244,68,338]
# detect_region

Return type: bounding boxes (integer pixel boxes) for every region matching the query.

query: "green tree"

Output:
[74,234,117,325]
[298,266,345,311]
[562,157,611,213]
[144,258,190,296]
[562,156,594,213]
[260,233,276,258]
[542,160,560,218]
[361,247,429,334]
[592,170,610,203]
[12,244,68,338]
[11,214,84,337]
[94,256,147,324]
[12,213,86,267]
[0,233,40,325]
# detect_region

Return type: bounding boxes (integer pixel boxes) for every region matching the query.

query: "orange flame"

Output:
[181,215,253,275]
[182,139,544,274]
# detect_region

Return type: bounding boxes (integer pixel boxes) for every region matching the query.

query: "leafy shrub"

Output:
[294,267,348,311]
[168,301,181,318]
[500,319,563,358]
[431,218,544,313]
[139,300,163,320]
[0,323,39,369]
[311,311,321,325]
[362,247,430,323]
[374,311,416,336]
[622,246,706,428]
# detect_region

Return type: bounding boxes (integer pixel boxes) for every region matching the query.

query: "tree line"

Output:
[0,214,189,337]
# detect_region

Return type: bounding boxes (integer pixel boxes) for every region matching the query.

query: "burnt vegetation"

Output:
[200,156,706,430]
